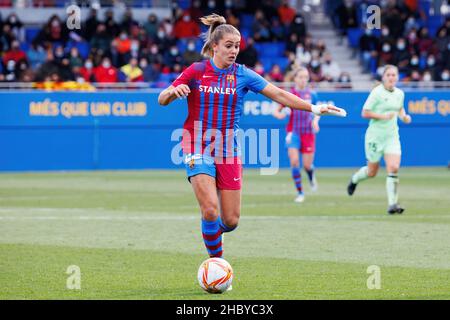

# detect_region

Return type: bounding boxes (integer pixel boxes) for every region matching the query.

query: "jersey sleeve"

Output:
[243,66,269,93]
[362,87,379,111]
[171,63,198,88]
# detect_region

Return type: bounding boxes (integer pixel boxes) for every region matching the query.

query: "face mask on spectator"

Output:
[365,29,372,36]
[10,16,17,24]
[311,60,319,68]
[208,0,216,8]
[151,46,159,54]
[120,33,127,40]
[427,57,435,66]
[442,72,450,81]
[140,60,148,68]
[7,60,15,71]
[409,33,416,41]
[397,42,405,50]
[187,43,195,51]
[225,0,233,8]
[382,28,389,36]
[85,61,93,69]
[183,15,191,22]
[157,31,165,38]
[382,44,391,52]
[411,58,418,65]
[341,75,350,82]
[102,61,111,68]
[423,73,432,81]
[131,42,139,51]
[170,48,179,56]
[295,17,303,24]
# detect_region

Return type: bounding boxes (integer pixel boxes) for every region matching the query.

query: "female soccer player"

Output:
[273,67,320,203]
[347,65,412,214]
[158,14,345,259]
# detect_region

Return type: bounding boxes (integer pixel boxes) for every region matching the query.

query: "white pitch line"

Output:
[0,214,449,221]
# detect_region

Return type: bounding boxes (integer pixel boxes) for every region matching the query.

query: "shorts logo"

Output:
[189,159,195,169]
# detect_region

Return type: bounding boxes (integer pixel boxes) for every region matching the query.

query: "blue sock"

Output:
[305,166,314,184]
[291,167,303,194]
[201,218,223,258]
[218,216,237,233]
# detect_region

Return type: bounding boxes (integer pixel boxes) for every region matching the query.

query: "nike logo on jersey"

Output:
[233,177,240,181]
[202,75,214,78]
[198,85,236,95]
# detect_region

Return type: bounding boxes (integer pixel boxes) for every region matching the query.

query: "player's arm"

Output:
[362,109,395,120]
[398,107,412,123]
[260,83,344,116]
[312,115,320,132]
[158,84,191,106]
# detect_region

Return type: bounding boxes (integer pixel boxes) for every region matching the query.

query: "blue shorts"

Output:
[184,153,216,180]
[285,132,300,149]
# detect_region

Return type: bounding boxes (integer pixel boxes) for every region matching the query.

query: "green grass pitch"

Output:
[0,168,449,300]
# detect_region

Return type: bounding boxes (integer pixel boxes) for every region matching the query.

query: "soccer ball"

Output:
[197,258,233,293]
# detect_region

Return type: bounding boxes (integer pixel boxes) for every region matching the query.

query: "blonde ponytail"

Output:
[200,13,240,58]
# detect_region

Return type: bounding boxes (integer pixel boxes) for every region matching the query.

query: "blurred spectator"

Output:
[417,27,434,55]
[58,58,75,81]
[26,43,47,69]
[408,54,420,73]
[0,24,14,52]
[383,6,404,38]
[90,24,112,56]
[296,43,311,66]
[68,47,83,68]
[139,57,160,82]
[270,17,285,42]
[79,59,95,82]
[104,10,120,38]
[252,10,271,42]
[188,0,204,23]
[337,71,352,89]
[34,15,69,46]
[378,40,395,65]
[288,13,307,39]
[83,9,99,41]
[286,33,299,54]
[321,52,341,82]
[359,27,379,73]
[3,40,27,65]
[225,8,240,29]
[163,45,183,71]
[93,57,118,83]
[435,27,449,53]
[143,13,158,39]
[308,58,324,82]
[4,13,24,43]
[145,44,164,66]
[2,59,17,82]
[260,0,278,23]
[439,68,450,81]
[121,8,139,33]
[278,0,296,27]
[182,40,202,66]
[404,15,420,35]
[267,64,284,82]
[111,31,131,66]
[393,38,411,74]
[173,12,201,39]
[120,57,144,82]
[336,0,358,37]
[236,37,258,68]
[253,61,265,76]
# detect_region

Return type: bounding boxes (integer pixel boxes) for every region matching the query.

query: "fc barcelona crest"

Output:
[226,75,235,83]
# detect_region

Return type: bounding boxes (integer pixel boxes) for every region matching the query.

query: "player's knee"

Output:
[367,169,377,178]
[303,164,312,171]
[222,214,240,230]
[200,202,219,220]
[388,165,400,174]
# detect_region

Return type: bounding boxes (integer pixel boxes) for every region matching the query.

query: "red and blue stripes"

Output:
[202,218,223,258]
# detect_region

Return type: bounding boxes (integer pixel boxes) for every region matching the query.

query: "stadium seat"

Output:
[347,28,363,49]
[255,42,286,58]
[240,14,254,29]
[25,27,41,44]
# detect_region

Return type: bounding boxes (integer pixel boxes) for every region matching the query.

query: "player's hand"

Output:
[312,119,320,133]
[171,84,191,99]
[384,112,396,120]
[312,104,347,117]
[402,114,412,124]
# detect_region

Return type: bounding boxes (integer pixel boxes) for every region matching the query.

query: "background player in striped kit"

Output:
[158,14,344,260]
[273,67,320,203]
[347,65,412,214]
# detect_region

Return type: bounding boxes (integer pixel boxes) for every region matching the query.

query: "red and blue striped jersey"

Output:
[172,59,268,158]
[286,87,318,134]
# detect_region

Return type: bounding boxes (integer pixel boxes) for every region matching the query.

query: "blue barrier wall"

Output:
[0,90,449,171]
